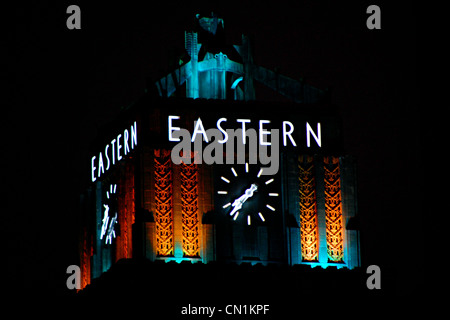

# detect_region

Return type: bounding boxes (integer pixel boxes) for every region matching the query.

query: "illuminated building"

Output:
[78,13,360,290]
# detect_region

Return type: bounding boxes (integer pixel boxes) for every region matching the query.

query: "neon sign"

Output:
[91,121,137,182]
[167,115,322,175]
[168,115,321,148]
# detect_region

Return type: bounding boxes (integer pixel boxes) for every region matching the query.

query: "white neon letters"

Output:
[282,121,297,147]
[168,115,181,142]
[167,115,321,149]
[91,156,97,182]
[91,121,137,182]
[236,119,251,145]
[306,122,321,148]
[259,120,271,146]
[217,118,228,144]
[191,117,209,143]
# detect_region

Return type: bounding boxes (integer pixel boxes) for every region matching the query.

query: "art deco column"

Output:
[323,156,344,262]
[180,156,200,257]
[298,155,319,262]
[154,149,174,256]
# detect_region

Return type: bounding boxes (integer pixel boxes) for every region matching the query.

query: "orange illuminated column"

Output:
[79,227,92,290]
[154,149,174,256]
[116,162,135,260]
[298,155,319,262]
[180,155,200,257]
[323,156,344,262]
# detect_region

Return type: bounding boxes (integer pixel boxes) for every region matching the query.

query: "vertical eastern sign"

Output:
[91,121,138,182]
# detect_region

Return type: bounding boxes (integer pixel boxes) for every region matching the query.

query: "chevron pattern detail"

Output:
[324,156,344,262]
[298,155,319,262]
[154,149,174,256]
[180,157,200,257]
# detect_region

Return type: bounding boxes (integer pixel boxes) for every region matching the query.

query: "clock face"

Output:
[100,183,118,245]
[216,163,280,226]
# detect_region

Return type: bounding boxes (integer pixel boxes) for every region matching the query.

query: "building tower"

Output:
[78,13,360,290]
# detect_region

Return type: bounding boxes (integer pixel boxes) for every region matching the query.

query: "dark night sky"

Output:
[9,1,420,295]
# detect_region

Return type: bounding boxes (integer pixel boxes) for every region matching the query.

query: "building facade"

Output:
[78,14,360,290]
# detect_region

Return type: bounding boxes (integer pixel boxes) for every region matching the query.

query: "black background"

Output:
[9,0,420,299]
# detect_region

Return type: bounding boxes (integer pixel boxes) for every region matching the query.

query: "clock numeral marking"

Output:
[231,167,238,177]
[258,212,265,222]
[245,162,249,173]
[217,191,228,194]
[221,176,230,183]
[266,204,276,211]
[247,215,251,225]
[223,202,231,209]
[268,193,279,197]
[106,184,117,199]
[257,168,263,178]
[265,178,274,185]
[233,211,239,220]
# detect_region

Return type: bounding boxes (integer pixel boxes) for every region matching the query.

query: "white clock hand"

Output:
[230,195,245,216]
[229,184,258,216]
